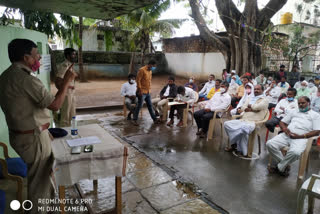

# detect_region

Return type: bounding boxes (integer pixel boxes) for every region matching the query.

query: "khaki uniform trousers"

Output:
[152,97,169,120]
[60,91,76,127]
[9,129,54,214]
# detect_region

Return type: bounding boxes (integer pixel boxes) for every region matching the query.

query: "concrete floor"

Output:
[90,108,320,214]
[2,108,319,214]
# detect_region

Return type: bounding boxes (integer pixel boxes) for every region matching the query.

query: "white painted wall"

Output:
[165,52,226,80]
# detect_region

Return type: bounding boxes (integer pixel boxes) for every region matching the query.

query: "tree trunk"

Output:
[78,16,87,82]
[189,0,287,76]
[129,52,135,74]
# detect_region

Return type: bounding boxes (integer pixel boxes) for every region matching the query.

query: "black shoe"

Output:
[196,129,203,135]
[127,113,132,120]
[131,120,139,126]
[155,110,160,117]
[199,132,207,138]
[278,166,290,177]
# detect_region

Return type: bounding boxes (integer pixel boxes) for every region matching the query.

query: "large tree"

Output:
[189,0,288,75]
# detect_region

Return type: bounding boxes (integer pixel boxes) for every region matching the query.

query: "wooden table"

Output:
[51,124,128,214]
[168,101,188,127]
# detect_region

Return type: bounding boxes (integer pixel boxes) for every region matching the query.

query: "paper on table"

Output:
[168,101,186,106]
[66,136,101,147]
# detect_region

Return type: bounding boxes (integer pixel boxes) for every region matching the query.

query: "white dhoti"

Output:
[224,120,255,156]
[266,133,307,172]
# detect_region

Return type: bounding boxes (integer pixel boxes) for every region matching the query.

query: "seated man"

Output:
[294,77,305,89]
[311,86,320,113]
[152,76,177,121]
[228,75,239,97]
[121,74,138,120]
[265,88,298,132]
[230,83,254,116]
[231,76,248,108]
[224,84,269,157]
[265,76,273,88]
[227,70,242,85]
[264,79,281,109]
[194,81,231,138]
[277,76,290,94]
[184,76,198,91]
[266,96,320,176]
[198,74,215,100]
[296,80,311,98]
[308,79,317,96]
[167,86,196,127]
[206,79,222,100]
[255,71,266,85]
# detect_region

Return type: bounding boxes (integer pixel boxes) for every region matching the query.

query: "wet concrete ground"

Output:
[2,108,320,214]
[85,108,320,214]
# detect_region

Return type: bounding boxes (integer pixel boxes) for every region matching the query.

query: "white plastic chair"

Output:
[297,174,320,214]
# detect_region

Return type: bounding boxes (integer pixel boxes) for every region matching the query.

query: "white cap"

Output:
[302,80,308,86]
[231,70,236,74]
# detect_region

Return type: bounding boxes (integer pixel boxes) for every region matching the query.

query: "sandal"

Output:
[176,121,183,127]
[167,120,174,126]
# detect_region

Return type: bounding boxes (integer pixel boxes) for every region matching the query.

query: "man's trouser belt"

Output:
[9,123,50,134]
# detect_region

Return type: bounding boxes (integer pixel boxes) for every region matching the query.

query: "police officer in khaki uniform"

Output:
[0,39,76,213]
[55,48,77,127]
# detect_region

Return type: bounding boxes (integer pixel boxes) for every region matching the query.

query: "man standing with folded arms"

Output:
[0,39,76,213]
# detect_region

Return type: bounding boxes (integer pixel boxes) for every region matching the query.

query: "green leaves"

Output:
[117,0,184,52]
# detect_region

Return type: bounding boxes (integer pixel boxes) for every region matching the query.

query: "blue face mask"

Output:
[287,97,294,102]
[151,67,156,71]
[299,106,309,112]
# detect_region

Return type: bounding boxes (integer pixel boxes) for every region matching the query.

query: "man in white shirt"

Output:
[294,77,305,89]
[308,79,318,96]
[167,86,196,127]
[311,87,320,113]
[277,76,290,94]
[264,80,281,109]
[121,74,137,120]
[265,88,298,132]
[194,81,231,138]
[199,74,215,100]
[255,71,266,85]
[266,96,320,177]
[224,84,269,157]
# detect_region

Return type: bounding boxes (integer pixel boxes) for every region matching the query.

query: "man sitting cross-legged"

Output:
[152,76,177,121]
[194,81,231,138]
[224,84,269,157]
[266,96,320,177]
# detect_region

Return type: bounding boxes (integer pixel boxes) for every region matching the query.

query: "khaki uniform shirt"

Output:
[136,65,152,94]
[56,60,75,94]
[0,63,55,131]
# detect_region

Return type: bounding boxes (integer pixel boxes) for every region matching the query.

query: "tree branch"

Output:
[215,0,242,32]
[189,0,229,54]
[257,0,288,29]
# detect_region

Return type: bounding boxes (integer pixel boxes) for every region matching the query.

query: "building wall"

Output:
[52,51,169,78]
[165,53,225,80]
[162,36,226,80]
[0,26,50,158]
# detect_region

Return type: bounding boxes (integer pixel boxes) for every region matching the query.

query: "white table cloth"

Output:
[51,124,128,186]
